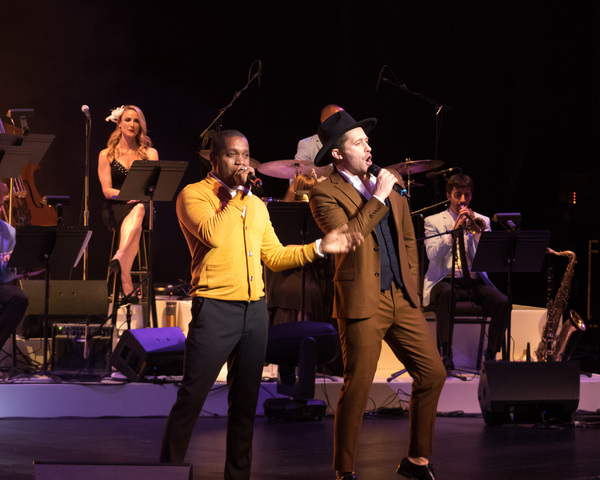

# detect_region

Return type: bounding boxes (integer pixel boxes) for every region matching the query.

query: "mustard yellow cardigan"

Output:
[176,175,319,301]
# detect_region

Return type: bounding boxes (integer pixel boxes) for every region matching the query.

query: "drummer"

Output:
[294,104,344,162]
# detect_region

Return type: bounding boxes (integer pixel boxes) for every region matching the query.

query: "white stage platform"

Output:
[1,370,599,419]
[1,300,598,419]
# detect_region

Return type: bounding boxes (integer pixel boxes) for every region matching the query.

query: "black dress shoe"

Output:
[335,472,358,480]
[397,457,436,480]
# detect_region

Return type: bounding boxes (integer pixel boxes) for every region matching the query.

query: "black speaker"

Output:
[20,280,108,338]
[110,327,186,381]
[33,461,192,479]
[478,361,580,425]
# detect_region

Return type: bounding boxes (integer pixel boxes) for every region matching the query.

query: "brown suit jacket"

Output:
[309,169,421,319]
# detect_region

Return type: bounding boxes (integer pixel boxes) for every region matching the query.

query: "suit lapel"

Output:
[330,172,364,208]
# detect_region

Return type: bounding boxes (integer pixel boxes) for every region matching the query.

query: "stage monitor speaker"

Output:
[111,327,186,381]
[20,280,108,338]
[33,461,192,480]
[478,360,580,425]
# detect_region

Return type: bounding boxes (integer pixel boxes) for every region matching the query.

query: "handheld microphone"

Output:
[425,167,460,180]
[247,173,262,188]
[81,104,91,121]
[367,164,410,198]
[247,173,263,196]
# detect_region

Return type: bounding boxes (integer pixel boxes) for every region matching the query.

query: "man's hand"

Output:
[320,224,364,254]
[233,165,255,187]
[371,167,398,200]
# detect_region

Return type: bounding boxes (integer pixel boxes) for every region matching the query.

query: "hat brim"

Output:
[314,118,377,167]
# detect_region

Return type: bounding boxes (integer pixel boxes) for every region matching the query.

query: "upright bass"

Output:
[0,120,57,226]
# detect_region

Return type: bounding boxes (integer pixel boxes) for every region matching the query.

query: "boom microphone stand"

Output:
[199,59,262,149]
[376,65,452,160]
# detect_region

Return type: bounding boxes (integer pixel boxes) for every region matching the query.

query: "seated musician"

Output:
[422,173,510,370]
[0,216,29,353]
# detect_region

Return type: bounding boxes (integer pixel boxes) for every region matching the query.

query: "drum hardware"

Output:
[388,158,445,197]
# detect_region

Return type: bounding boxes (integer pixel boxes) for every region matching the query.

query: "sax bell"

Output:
[553,310,586,361]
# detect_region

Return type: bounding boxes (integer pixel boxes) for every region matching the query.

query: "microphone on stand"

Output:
[425,167,461,180]
[81,105,91,122]
[367,164,410,198]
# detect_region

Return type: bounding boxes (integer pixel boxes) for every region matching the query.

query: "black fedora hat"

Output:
[314,111,377,167]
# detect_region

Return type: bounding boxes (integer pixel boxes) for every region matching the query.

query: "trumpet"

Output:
[454,204,486,234]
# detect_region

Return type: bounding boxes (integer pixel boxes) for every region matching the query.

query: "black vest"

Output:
[360,193,402,291]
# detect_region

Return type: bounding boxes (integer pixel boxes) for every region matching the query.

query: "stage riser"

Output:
[1,373,599,419]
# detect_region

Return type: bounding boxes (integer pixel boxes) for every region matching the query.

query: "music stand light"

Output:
[493,212,522,232]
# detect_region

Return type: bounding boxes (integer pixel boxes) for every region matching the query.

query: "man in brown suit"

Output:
[309,111,446,480]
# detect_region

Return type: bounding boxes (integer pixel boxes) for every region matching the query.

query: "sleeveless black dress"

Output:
[101,159,152,229]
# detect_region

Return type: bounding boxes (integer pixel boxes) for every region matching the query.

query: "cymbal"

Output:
[389,159,444,175]
[199,150,261,169]
[257,159,333,179]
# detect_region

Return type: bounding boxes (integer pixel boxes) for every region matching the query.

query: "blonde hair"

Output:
[105,105,153,160]
[283,174,318,202]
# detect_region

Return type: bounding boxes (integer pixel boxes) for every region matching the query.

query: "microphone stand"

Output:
[199,60,261,148]
[387,231,466,382]
[410,200,449,218]
[416,227,467,381]
[82,114,91,279]
[379,70,452,161]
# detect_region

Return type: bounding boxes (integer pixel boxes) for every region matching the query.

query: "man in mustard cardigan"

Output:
[309,111,446,480]
[159,129,362,480]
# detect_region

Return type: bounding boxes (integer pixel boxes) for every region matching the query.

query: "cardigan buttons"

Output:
[374,272,380,277]
[248,251,252,257]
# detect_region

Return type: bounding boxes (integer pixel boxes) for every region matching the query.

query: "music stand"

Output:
[471,230,551,361]
[267,202,322,322]
[116,160,188,328]
[8,225,91,373]
[0,133,55,225]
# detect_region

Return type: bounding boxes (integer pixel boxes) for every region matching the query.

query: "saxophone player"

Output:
[423,174,511,370]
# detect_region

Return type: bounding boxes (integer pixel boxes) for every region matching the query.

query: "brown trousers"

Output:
[334,284,447,472]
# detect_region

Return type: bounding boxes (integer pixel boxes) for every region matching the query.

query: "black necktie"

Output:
[457,231,470,279]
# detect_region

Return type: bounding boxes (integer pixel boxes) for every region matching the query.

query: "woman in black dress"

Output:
[98,105,158,297]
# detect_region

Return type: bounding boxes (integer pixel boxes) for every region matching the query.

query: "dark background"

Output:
[1,1,598,315]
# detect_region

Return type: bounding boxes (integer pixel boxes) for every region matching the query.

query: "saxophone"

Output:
[534,248,586,362]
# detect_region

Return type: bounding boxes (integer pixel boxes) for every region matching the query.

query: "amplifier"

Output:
[51,323,114,375]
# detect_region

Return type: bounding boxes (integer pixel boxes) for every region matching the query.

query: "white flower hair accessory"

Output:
[105,105,125,123]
